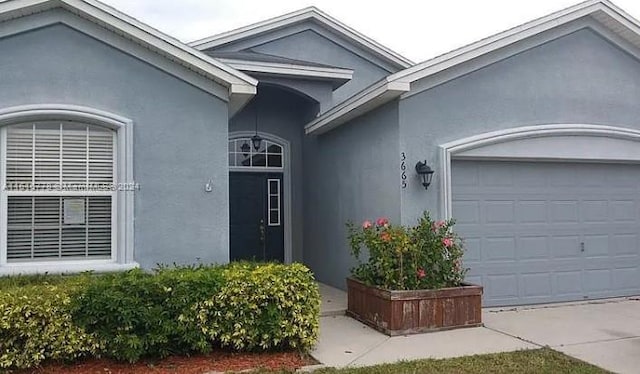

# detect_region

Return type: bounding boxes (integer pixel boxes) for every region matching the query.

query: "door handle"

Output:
[259,219,265,244]
[580,242,585,252]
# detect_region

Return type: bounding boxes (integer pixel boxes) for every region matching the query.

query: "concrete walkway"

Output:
[319,283,347,317]
[484,297,640,374]
[313,284,536,368]
[313,284,640,372]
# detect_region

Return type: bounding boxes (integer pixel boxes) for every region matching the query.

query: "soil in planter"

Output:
[11,350,315,374]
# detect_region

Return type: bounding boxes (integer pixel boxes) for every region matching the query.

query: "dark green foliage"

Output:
[0,262,320,369]
[69,263,318,363]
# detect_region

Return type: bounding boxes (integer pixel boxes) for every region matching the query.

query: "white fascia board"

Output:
[64,0,258,93]
[0,0,258,97]
[304,80,409,135]
[190,7,413,69]
[304,1,640,135]
[219,58,354,81]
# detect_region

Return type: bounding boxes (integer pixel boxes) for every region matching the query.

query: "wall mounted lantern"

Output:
[415,161,435,190]
[251,133,263,151]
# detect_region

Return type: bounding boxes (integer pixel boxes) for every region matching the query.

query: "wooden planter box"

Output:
[346,277,483,335]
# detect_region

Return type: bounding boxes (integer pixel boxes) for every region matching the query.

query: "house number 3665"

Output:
[401,152,407,189]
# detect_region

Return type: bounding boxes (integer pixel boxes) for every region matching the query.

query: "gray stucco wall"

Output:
[207,28,393,109]
[252,30,391,106]
[253,76,334,113]
[304,100,401,289]
[230,85,318,262]
[399,27,640,224]
[0,17,231,268]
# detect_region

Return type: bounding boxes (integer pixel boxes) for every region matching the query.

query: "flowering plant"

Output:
[347,212,467,290]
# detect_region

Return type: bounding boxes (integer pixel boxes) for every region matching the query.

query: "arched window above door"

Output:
[228,137,283,169]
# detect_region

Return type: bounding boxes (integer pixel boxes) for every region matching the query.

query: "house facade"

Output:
[1,0,640,306]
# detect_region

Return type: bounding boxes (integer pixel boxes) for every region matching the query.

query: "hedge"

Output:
[0,262,320,369]
[0,275,101,369]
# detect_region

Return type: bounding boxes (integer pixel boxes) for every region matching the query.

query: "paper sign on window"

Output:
[64,198,85,225]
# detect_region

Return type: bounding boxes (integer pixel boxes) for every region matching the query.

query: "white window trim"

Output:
[229,131,292,263]
[0,104,137,275]
[267,178,281,226]
[228,137,284,170]
[439,124,640,220]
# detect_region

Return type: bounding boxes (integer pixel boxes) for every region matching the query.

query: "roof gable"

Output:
[190,6,413,72]
[0,0,257,113]
[305,0,640,135]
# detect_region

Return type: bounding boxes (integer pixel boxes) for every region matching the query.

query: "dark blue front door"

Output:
[229,172,284,262]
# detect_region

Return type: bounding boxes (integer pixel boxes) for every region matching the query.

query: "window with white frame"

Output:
[3,122,115,262]
[228,138,283,168]
[267,178,281,226]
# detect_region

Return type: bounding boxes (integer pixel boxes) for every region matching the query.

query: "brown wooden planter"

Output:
[346,277,483,335]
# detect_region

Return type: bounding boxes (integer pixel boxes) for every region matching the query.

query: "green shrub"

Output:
[193,262,320,351]
[347,212,467,290]
[0,281,101,369]
[71,263,319,362]
[0,272,89,289]
[0,262,320,368]
[70,267,220,362]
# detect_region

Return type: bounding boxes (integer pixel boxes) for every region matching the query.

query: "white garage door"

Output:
[452,160,640,307]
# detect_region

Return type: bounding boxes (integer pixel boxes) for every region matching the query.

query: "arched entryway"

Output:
[228,132,290,262]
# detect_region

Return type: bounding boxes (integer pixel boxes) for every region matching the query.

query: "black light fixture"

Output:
[251,134,263,151]
[240,141,251,156]
[252,100,263,151]
[415,161,435,190]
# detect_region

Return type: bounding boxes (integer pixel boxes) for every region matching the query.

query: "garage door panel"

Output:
[453,160,640,306]
[485,274,519,300]
[613,234,638,255]
[518,236,549,259]
[556,271,583,296]
[582,234,610,257]
[521,273,552,298]
[550,201,579,223]
[482,237,516,261]
[484,201,515,223]
[517,201,547,223]
[551,235,582,259]
[583,270,612,293]
[582,200,608,222]
[613,267,640,290]
[611,200,637,222]
[452,201,480,224]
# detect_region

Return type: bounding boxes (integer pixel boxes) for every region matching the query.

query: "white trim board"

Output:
[0,104,136,272]
[219,58,353,83]
[0,0,257,109]
[439,124,640,219]
[190,6,413,70]
[305,0,640,135]
[304,79,410,135]
[228,131,293,264]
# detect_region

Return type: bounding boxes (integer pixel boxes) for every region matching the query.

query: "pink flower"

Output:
[417,268,426,279]
[442,237,453,248]
[376,217,389,227]
[431,220,446,232]
[362,220,372,229]
[380,231,392,242]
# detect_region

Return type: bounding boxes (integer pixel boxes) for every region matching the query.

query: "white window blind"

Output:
[4,122,115,262]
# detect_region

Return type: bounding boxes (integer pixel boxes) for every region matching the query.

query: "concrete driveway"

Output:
[484,297,640,374]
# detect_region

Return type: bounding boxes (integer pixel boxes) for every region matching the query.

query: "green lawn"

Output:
[312,349,608,374]
[261,348,609,373]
